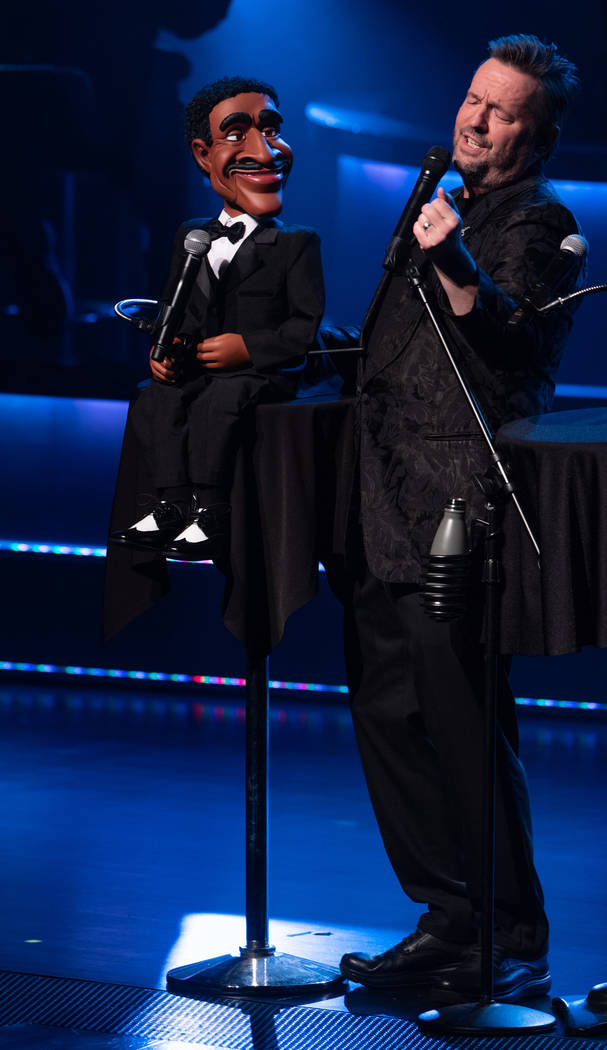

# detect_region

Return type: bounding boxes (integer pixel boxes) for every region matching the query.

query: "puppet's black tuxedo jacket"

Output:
[164,216,324,377]
[128,215,325,488]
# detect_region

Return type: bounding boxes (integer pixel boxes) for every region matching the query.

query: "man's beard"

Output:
[453,156,489,190]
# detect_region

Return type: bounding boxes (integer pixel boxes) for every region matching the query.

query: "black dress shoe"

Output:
[435,944,551,1003]
[340,930,469,989]
[110,500,187,550]
[164,502,230,561]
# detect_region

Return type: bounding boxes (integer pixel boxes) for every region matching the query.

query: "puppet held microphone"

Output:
[383,145,452,273]
[151,229,211,362]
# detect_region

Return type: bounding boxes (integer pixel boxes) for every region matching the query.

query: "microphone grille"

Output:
[423,145,452,175]
[184,229,212,256]
[561,233,588,258]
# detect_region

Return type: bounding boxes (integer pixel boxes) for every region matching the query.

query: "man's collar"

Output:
[452,171,549,225]
[453,168,547,207]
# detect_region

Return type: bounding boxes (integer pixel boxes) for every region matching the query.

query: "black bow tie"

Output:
[207,219,246,244]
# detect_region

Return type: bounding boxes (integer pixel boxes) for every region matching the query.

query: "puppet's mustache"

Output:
[224,158,291,177]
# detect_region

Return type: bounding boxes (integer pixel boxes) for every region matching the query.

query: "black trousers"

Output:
[130,370,298,491]
[343,560,548,957]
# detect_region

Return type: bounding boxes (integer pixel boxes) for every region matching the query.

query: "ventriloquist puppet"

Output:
[110,75,324,562]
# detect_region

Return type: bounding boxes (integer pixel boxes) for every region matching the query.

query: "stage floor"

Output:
[1,391,607,1045]
[0,681,605,1048]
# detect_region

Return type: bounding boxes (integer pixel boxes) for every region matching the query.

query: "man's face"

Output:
[453,58,549,195]
[191,92,293,217]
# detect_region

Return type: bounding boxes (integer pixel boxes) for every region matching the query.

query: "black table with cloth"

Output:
[497,407,607,658]
[103,393,355,654]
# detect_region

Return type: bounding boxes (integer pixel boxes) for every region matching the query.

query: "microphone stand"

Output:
[407,266,539,559]
[538,282,607,314]
[538,281,607,1036]
[404,264,554,1035]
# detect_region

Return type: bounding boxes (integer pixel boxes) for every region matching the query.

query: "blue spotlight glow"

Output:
[305,104,443,142]
[555,384,607,399]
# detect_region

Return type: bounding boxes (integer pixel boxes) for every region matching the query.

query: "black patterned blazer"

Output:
[357,172,585,583]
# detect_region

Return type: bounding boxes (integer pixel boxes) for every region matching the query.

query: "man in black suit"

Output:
[339,35,585,1002]
[112,76,324,560]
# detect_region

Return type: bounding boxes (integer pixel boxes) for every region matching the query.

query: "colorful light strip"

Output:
[0,540,107,558]
[0,661,604,710]
[516,696,605,712]
[0,540,326,571]
[0,661,348,695]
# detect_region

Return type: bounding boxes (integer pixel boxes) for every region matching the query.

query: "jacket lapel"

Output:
[184,218,216,328]
[183,218,280,329]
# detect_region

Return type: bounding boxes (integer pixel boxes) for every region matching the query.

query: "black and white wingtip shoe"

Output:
[110,500,187,551]
[164,502,230,562]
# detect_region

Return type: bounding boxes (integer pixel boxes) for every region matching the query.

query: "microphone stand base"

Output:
[553,987,607,1035]
[167,951,346,1001]
[417,1000,556,1035]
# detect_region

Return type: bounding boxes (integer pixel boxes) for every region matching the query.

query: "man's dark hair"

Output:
[185,76,279,147]
[488,34,579,154]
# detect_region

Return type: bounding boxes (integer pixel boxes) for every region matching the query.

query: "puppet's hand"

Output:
[149,338,180,383]
[196,333,252,371]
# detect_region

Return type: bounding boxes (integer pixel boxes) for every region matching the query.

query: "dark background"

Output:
[1,0,606,398]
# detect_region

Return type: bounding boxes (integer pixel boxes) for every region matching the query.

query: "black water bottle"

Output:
[421,498,471,621]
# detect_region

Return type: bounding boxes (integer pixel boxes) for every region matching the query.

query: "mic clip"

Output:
[507,294,539,328]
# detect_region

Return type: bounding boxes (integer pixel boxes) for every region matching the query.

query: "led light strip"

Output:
[516,696,605,711]
[0,661,604,710]
[1,540,107,558]
[0,661,348,695]
[2,543,604,711]
[0,540,326,570]
[0,540,214,563]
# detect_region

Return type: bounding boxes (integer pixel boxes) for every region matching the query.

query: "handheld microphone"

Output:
[151,229,212,362]
[507,233,588,329]
[383,145,451,273]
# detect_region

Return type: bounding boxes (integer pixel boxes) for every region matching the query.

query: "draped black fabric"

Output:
[498,407,607,656]
[222,396,354,654]
[103,395,355,655]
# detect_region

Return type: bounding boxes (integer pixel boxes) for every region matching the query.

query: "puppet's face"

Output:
[191,92,293,217]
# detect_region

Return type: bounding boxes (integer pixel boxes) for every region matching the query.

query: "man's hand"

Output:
[196,333,252,371]
[413,187,479,315]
